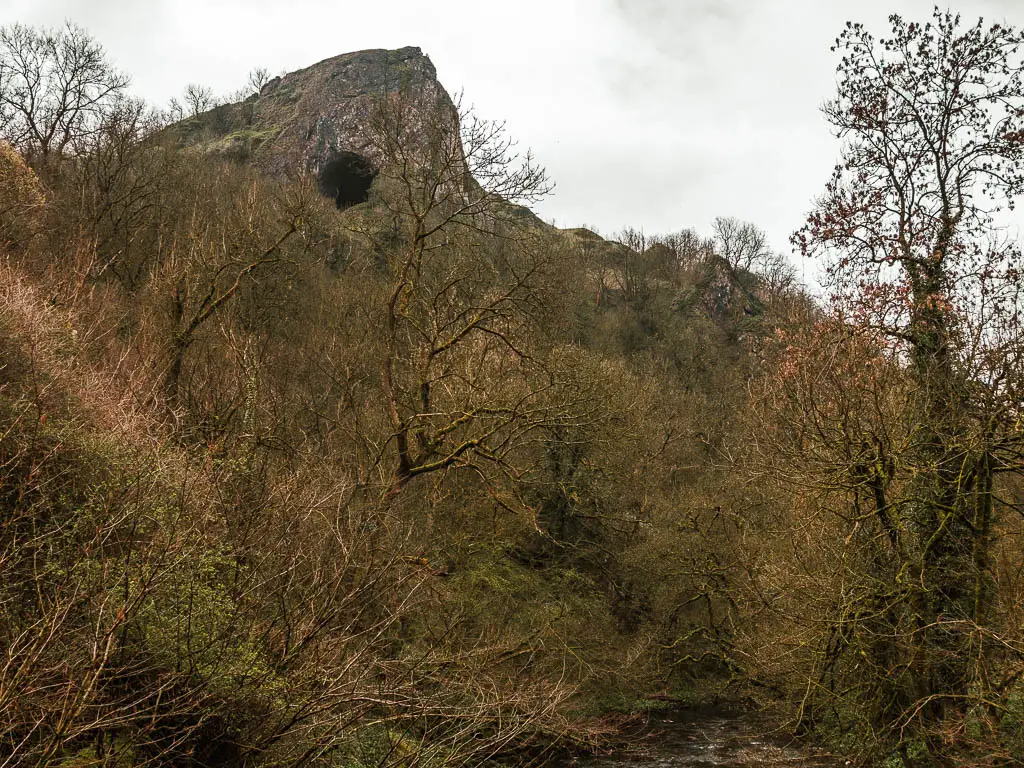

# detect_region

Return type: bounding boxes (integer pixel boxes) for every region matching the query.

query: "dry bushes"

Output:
[0,141,44,249]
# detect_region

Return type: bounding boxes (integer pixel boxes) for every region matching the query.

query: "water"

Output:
[574,710,844,768]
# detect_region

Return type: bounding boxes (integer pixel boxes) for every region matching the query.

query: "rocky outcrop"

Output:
[173,46,638,262]
[670,254,763,326]
[173,47,458,200]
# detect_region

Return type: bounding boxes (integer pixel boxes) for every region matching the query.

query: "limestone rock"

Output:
[174,47,459,201]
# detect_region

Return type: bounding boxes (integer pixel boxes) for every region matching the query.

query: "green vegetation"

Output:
[2,9,1024,768]
[204,127,282,160]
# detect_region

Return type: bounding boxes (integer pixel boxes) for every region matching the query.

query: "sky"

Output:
[4,0,1024,275]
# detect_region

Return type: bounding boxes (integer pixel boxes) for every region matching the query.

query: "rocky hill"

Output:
[0,26,814,768]
[173,46,767,326]
[173,46,459,207]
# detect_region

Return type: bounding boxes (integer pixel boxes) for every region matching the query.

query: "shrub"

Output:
[0,141,44,249]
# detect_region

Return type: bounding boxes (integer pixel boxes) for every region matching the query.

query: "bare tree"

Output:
[711,216,770,272]
[247,66,270,96]
[354,86,599,502]
[0,22,129,163]
[657,227,714,269]
[182,83,215,118]
[162,173,317,403]
[164,96,185,124]
[0,140,44,249]
[772,8,1024,762]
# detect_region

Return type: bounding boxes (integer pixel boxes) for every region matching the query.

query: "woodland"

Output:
[1,8,1024,768]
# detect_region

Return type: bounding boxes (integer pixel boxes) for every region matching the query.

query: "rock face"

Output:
[175,47,459,204]
[174,46,628,257]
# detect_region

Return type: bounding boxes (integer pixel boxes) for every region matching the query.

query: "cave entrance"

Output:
[318,151,376,209]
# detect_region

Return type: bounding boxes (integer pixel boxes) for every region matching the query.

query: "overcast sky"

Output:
[4,0,1024,275]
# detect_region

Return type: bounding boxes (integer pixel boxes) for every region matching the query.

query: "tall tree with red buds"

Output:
[790,8,1024,760]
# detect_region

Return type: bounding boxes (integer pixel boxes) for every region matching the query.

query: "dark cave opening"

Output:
[317,151,376,209]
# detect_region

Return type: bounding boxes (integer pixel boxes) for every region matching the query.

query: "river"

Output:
[573,709,845,768]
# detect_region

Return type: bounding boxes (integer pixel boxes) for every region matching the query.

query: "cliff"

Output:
[172,46,459,206]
